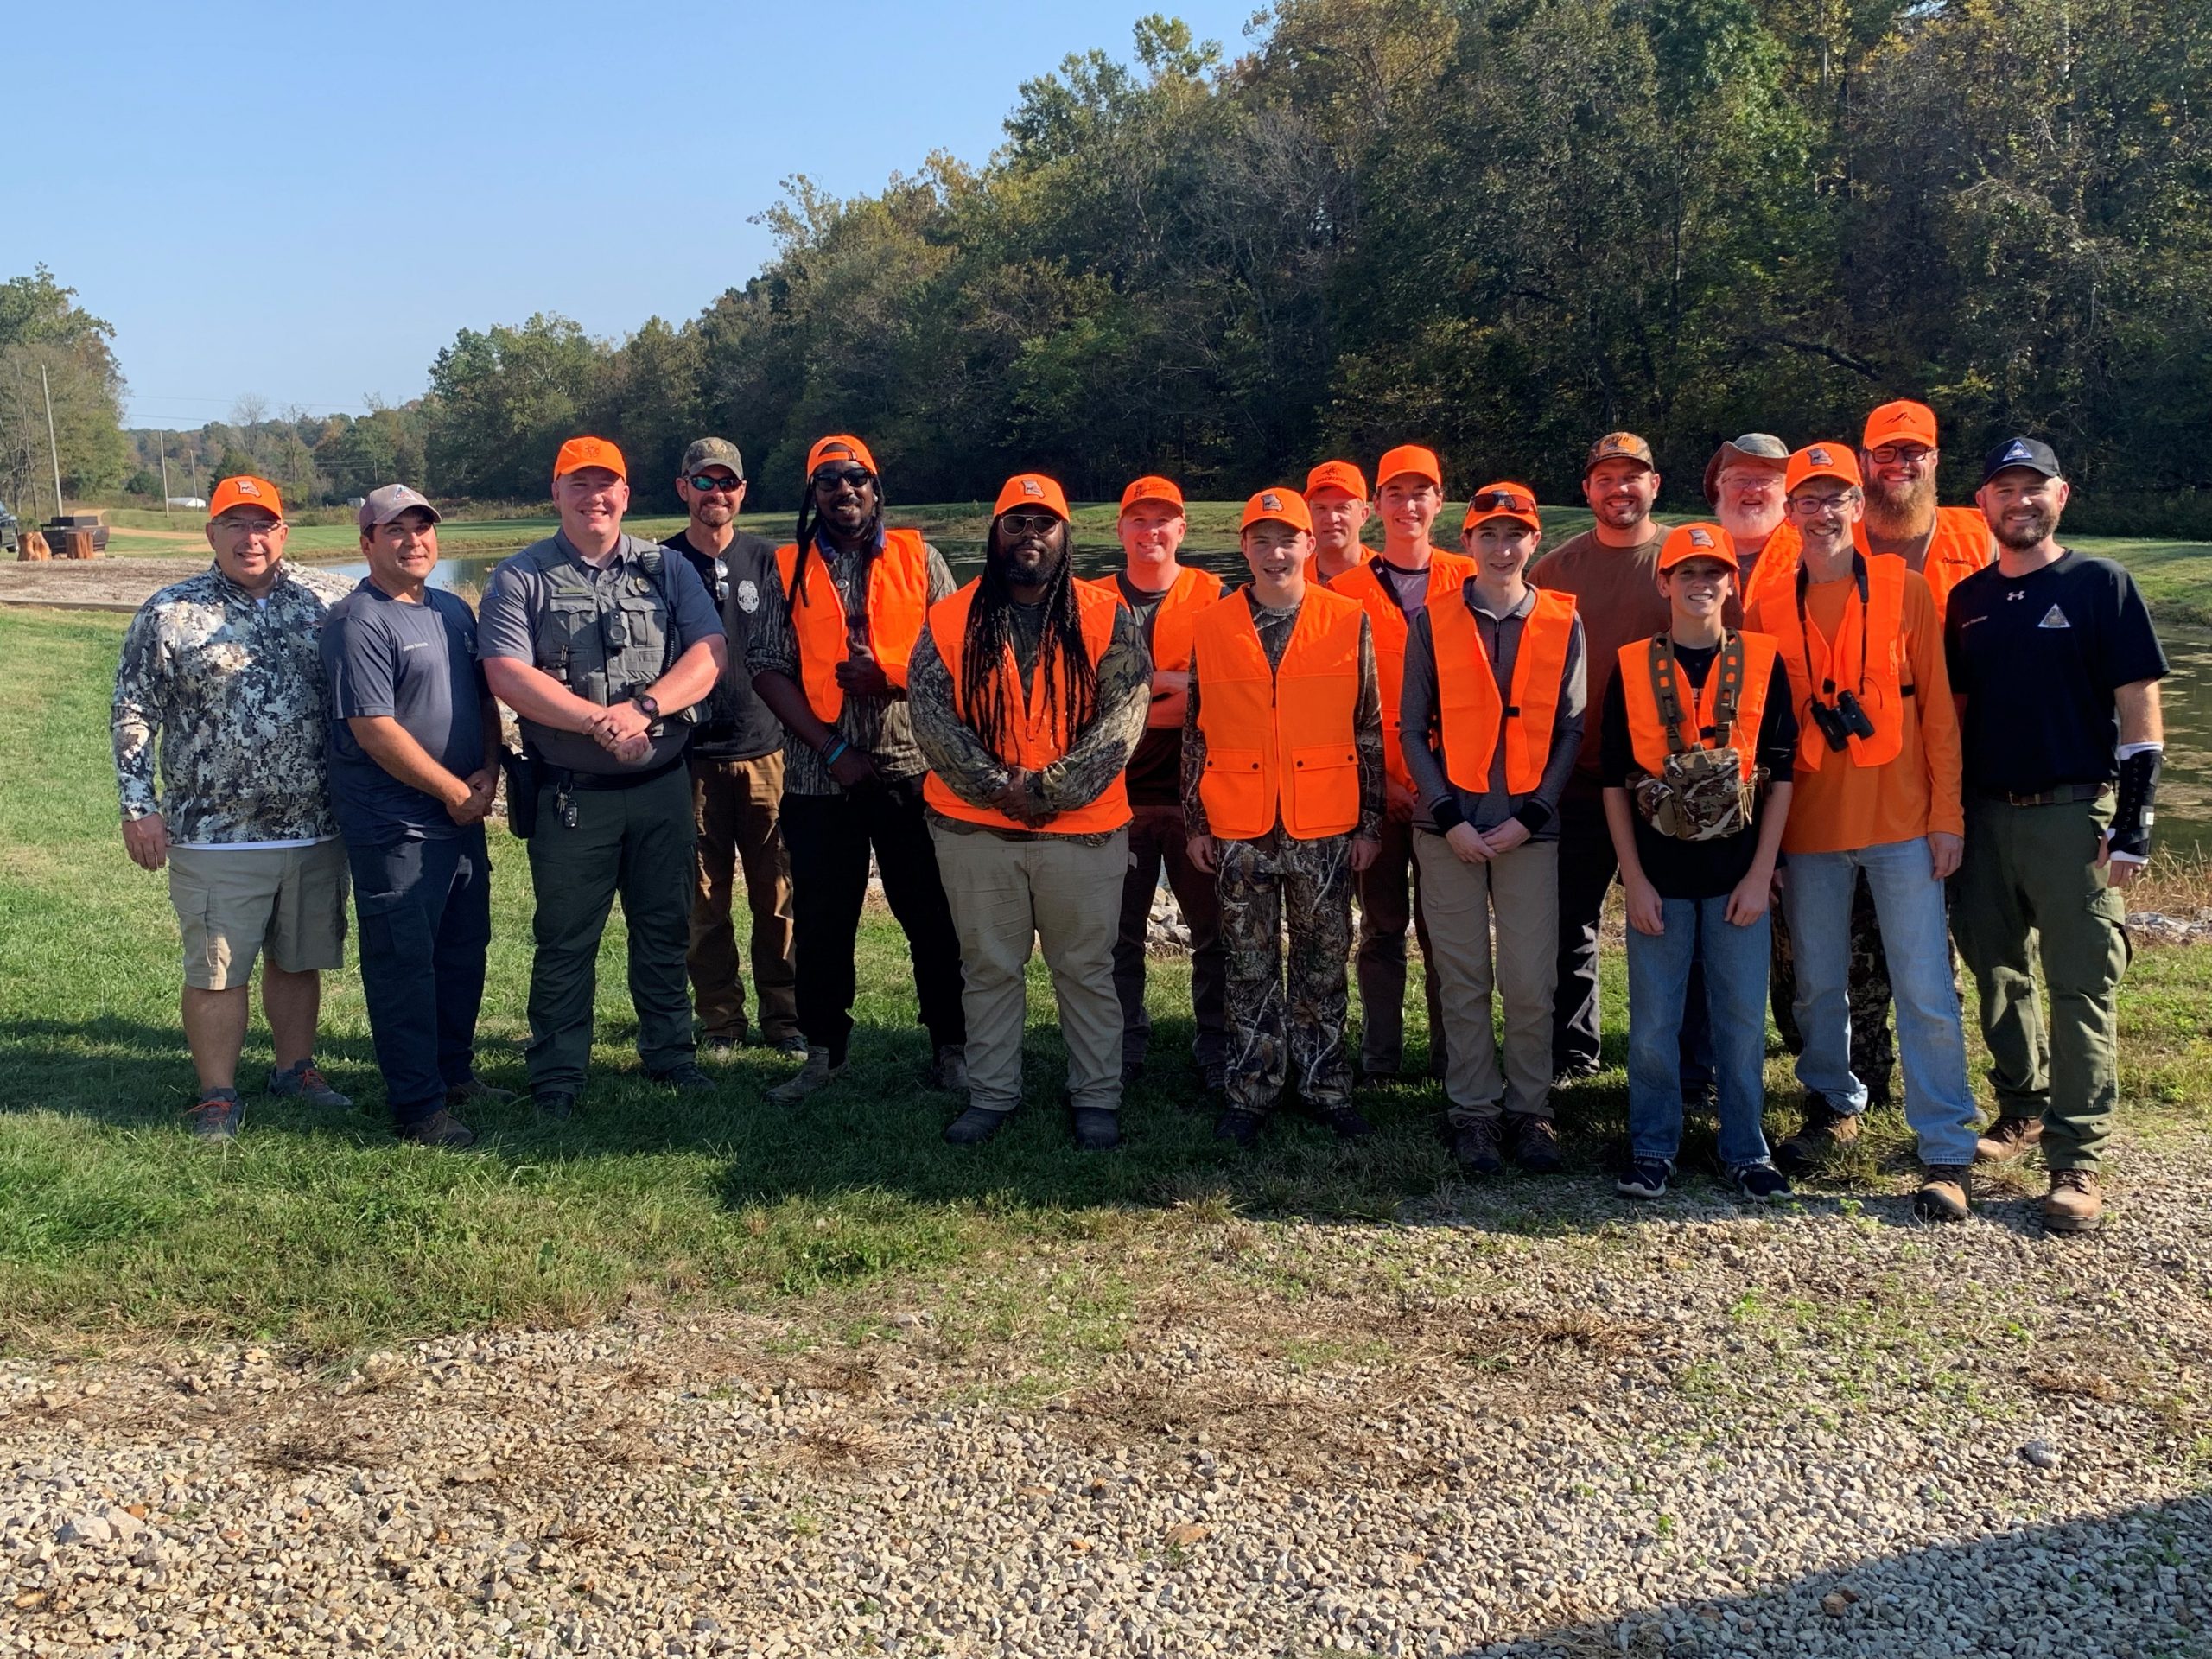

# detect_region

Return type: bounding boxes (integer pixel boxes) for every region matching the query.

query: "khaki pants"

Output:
[930,825,1128,1116]
[1414,831,1559,1125]
[688,752,799,1044]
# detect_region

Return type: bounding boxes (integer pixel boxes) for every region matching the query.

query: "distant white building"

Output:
[167,496,208,509]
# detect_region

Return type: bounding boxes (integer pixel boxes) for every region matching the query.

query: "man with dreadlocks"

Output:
[747,435,968,1106]
[908,474,1151,1148]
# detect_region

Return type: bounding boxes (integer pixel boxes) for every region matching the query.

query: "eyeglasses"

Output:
[1868,445,1934,466]
[812,467,873,491]
[999,512,1062,536]
[213,517,285,538]
[686,473,743,493]
[1788,493,1855,516]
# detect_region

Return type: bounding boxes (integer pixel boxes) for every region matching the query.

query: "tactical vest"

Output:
[1084,565,1224,674]
[1192,586,1365,842]
[1327,550,1478,791]
[774,529,931,724]
[921,580,1131,836]
[1428,585,1578,797]
[1618,631,1780,841]
[1752,554,1912,772]
[529,537,679,708]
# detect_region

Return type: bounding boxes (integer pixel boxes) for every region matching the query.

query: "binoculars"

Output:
[1808,689,1878,752]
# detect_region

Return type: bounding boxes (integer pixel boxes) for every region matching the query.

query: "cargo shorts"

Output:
[167,841,349,989]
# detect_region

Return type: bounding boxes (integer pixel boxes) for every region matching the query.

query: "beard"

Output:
[1863,471,1936,541]
[1993,503,2062,550]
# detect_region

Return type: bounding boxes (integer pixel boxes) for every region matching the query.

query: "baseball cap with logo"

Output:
[553,436,627,481]
[1658,521,1740,573]
[1241,488,1313,534]
[1863,399,1939,450]
[1376,445,1444,492]
[1462,480,1541,534]
[1980,435,2063,483]
[1701,433,1789,505]
[1119,475,1185,514]
[208,475,283,521]
[357,484,441,530]
[1305,460,1368,502]
[993,473,1071,520]
[1584,432,1656,476]
[679,438,745,480]
[805,434,879,478]
[1785,442,1864,493]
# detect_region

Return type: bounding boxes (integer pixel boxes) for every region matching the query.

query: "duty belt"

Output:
[552,753,688,792]
[1975,782,2109,809]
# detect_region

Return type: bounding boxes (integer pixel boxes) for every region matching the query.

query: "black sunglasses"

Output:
[686,473,743,493]
[812,467,874,491]
[999,512,1063,536]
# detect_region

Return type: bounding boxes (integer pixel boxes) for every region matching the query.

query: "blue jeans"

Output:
[1782,836,1979,1166]
[1626,896,1774,1167]
[346,829,493,1125]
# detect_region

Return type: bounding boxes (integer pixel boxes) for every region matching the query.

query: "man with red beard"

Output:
[1859,400,1995,613]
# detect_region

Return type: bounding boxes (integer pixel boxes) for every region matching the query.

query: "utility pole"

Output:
[158,430,172,519]
[40,363,64,518]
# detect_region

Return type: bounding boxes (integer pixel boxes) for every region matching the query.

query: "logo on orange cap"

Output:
[1863,399,1938,450]
[991,473,1071,520]
[1305,461,1368,502]
[1462,480,1541,533]
[1658,521,1740,573]
[553,435,627,481]
[1786,442,1864,493]
[805,435,879,479]
[1119,474,1185,514]
[1376,445,1443,492]
[1240,487,1313,534]
[208,474,284,522]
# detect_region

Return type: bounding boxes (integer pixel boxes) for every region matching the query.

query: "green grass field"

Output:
[4,607,2209,1357]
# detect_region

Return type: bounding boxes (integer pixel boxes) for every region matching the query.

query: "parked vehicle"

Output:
[0,499,17,556]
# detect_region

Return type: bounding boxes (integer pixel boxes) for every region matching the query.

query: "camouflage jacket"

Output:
[112,561,355,843]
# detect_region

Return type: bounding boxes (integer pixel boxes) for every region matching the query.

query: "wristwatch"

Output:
[630,692,660,720]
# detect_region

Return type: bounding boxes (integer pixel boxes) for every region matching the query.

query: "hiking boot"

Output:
[1324,1105,1375,1141]
[1975,1114,2045,1165]
[267,1058,351,1109]
[1213,1109,1262,1148]
[1505,1113,1563,1174]
[184,1089,242,1141]
[943,1105,1009,1147]
[765,1032,810,1057]
[1729,1160,1792,1202]
[1774,1099,1862,1175]
[926,1044,969,1092]
[445,1076,515,1109]
[1914,1164,1972,1223]
[648,1062,716,1093]
[1616,1156,1672,1200]
[533,1090,575,1122]
[1452,1120,1504,1176]
[2043,1168,2105,1234]
[1071,1108,1122,1151]
[397,1109,478,1150]
[767,1047,845,1107]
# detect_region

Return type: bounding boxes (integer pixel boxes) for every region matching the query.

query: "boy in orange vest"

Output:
[1602,524,1799,1201]
[909,474,1151,1148]
[1398,483,1587,1175]
[1185,489,1383,1145]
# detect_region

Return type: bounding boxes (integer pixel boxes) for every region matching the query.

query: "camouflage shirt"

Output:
[909,594,1151,845]
[112,560,355,844]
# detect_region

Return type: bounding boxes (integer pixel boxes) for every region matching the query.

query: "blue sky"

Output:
[6,0,1265,429]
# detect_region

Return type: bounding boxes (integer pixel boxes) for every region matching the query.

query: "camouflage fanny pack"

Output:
[1632,633,1765,842]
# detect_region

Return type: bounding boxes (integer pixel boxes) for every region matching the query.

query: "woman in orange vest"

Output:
[1601,524,1799,1204]
[1183,489,1383,1147]
[908,474,1151,1150]
[1398,483,1587,1178]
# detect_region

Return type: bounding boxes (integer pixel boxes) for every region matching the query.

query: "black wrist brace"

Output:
[2110,748,2161,860]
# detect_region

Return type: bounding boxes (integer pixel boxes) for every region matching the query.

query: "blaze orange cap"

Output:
[994,473,1071,520]
[1305,460,1368,502]
[207,474,283,522]
[1863,399,1938,450]
[1240,487,1313,535]
[1119,475,1185,514]
[1786,442,1864,493]
[1658,521,1739,574]
[1376,444,1443,492]
[553,435,627,481]
[805,435,879,478]
[1462,480,1541,533]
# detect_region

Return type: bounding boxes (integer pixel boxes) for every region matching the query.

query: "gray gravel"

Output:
[5,1135,2209,1658]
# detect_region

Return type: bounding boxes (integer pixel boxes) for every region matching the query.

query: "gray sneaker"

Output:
[185,1089,243,1141]
[267,1058,351,1109]
[767,1047,847,1107]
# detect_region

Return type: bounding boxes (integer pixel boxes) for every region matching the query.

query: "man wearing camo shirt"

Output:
[112,475,359,1140]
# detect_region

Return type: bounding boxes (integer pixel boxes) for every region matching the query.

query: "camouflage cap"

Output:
[357,483,441,530]
[679,437,746,480]
[1584,432,1656,476]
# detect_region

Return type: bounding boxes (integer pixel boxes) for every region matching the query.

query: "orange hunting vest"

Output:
[919,578,1130,836]
[1327,550,1478,791]
[1618,632,1780,779]
[1084,566,1224,673]
[1750,555,1910,772]
[773,528,931,724]
[1192,587,1366,842]
[1428,586,1580,797]
[1743,507,1989,624]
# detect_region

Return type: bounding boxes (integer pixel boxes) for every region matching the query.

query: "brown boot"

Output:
[2042,1168,2105,1234]
[1774,1099,1863,1176]
[1913,1165,1971,1223]
[1974,1114,2044,1164]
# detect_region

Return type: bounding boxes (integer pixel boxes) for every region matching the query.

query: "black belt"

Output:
[550,753,688,792]
[1975,783,2109,808]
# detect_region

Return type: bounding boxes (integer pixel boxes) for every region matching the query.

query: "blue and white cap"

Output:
[1980,436,2062,484]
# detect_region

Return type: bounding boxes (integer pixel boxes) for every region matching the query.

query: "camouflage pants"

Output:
[1770,867,1895,1098]
[1217,833,1356,1116]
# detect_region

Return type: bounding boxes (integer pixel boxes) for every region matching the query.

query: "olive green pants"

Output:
[524,765,697,1094]
[1950,794,2129,1169]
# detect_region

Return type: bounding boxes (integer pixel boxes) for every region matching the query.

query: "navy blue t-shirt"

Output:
[322,580,489,840]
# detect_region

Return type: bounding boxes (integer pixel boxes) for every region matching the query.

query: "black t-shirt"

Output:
[1944,550,2169,795]
[665,528,784,760]
[1116,572,1183,806]
[1600,643,1799,899]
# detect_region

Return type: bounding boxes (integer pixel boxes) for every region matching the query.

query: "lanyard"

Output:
[1795,553,1870,699]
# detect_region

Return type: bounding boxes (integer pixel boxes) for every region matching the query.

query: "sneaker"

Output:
[767,1047,846,1107]
[926,1044,969,1092]
[267,1058,351,1109]
[1729,1160,1792,1202]
[184,1090,242,1141]
[1616,1157,1672,1200]
[648,1063,716,1093]
[1451,1120,1504,1176]
[444,1076,515,1109]
[1553,1058,1602,1088]
[2043,1168,2105,1234]
[1071,1108,1122,1151]
[1975,1114,2044,1165]
[1915,1164,1972,1222]
[1504,1113,1564,1174]
[1324,1106,1376,1141]
[397,1109,478,1150]
[766,1032,810,1057]
[1213,1109,1262,1147]
[701,1034,745,1058]
[943,1105,1009,1147]
[533,1090,576,1122]
[1774,1098,1862,1175]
